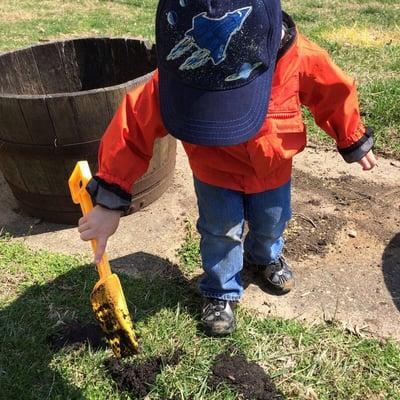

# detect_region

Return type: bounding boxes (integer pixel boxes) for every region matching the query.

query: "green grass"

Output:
[282,0,400,156]
[0,0,399,156]
[1,236,400,399]
[176,219,201,275]
[0,0,158,50]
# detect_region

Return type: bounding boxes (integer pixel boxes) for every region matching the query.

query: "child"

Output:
[78,0,377,336]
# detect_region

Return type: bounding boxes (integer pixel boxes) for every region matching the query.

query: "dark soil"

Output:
[285,210,344,261]
[285,168,400,261]
[47,321,107,351]
[105,350,182,398]
[209,349,281,400]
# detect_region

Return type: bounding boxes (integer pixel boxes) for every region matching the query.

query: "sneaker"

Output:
[263,257,294,293]
[201,298,236,336]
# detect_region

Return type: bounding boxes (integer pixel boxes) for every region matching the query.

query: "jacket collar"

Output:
[277,11,297,60]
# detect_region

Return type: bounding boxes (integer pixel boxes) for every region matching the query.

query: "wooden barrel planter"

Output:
[0,38,176,224]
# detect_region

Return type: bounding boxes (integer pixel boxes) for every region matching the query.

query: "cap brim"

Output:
[159,65,273,146]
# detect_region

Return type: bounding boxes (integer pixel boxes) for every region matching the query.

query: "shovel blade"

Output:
[90,274,139,358]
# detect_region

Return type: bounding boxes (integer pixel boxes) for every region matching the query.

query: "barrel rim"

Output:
[0,36,156,100]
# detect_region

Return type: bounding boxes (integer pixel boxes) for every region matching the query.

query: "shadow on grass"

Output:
[1,251,287,399]
[0,252,200,400]
[382,232,400,313]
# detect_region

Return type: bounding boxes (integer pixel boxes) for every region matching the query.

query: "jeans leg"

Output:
[194,177,244,301]
[244,180,292,265]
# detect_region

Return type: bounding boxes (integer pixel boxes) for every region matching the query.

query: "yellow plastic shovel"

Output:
[69,161,139,358]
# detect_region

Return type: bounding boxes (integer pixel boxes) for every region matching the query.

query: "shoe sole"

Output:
[266,278,295,294]
[203,322,236,336]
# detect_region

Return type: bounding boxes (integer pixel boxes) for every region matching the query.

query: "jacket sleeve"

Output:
[297,35,373,163]
[86,71,168,211]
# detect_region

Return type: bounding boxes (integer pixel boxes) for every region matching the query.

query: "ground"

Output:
[1,143,400,341]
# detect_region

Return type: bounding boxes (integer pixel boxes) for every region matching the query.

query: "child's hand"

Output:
[357,150,377,171]
[78,205,121,264]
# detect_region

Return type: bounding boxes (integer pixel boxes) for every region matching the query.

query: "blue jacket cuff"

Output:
[338,127,374,163]
[86,176,132,212]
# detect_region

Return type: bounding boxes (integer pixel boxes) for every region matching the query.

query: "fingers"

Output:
[94,236,107,264]
[78,224,108,263]
[366,151,378,168]
[76,205,120,264]
[77,221,90,234]
[78,216,90,235]
[78,225,108,263]
[358,151,378,171]
[359,157,372,171]
[79,228,96,241]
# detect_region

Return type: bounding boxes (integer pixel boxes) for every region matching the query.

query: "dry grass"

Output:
[0,9,34,23]
[0,265,27,300]
[324,27,400,47]
[0,0,143,24]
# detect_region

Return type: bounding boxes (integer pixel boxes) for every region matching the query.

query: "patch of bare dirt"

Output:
[209,348,281,400]
[105,351,182,398]
[243,148,400,340]
[285,209,345,261]
[283,167,399,261]
[285,166,400,260]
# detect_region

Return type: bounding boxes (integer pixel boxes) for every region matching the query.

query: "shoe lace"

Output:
[269,257,285,274]
[205,299,227,314]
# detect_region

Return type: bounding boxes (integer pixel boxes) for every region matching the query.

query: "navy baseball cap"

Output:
[156,0,282,146]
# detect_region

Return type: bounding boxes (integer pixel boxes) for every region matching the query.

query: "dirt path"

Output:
[1,143,399,340]
[244,148,400,339]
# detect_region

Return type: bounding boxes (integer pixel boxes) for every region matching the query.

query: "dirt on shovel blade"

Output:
[209,349,281,400]
[47,321,107,351]
[105,351,182,398]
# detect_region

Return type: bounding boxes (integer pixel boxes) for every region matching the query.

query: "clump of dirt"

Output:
[292,168,400,243]
[105,350,182,398]
[47,321,106,351]
[285,211,344,261]
[209,349,280,400]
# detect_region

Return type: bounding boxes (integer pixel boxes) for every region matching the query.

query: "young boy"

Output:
[78,0,377,336]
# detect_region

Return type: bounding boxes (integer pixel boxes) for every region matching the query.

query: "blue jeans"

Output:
[194,177,292,301]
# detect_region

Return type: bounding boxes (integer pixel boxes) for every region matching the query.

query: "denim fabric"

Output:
[194,177,292,301]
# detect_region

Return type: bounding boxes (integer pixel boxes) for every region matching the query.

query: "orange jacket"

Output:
[89,24,372,209]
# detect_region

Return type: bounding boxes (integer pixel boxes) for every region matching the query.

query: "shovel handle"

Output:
[69,161,112,280]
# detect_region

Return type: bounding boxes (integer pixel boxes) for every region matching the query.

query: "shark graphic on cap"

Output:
[167,7,252,70]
